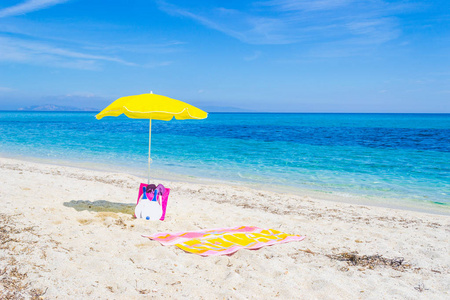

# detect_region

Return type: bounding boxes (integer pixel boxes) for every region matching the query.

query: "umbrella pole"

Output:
[148,119,152,185]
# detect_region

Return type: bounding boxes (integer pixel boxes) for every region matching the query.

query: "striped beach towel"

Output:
[143,226,305,256]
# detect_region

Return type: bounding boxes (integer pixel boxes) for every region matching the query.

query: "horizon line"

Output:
[1,110,449,114]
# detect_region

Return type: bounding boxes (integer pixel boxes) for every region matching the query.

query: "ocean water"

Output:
[0,112,449,211]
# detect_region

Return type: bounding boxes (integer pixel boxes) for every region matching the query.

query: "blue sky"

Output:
[0,0,449,112]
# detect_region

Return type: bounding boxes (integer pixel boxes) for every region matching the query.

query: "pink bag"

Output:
[135,183,170,220]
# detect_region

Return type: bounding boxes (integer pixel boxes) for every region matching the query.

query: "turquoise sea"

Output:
[0,112,449,213]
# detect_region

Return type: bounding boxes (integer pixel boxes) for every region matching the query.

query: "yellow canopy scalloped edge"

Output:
[96,93,208,121]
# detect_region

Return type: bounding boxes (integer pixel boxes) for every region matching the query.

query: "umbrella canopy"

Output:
[96,93,207,121]
[96,92,207,184]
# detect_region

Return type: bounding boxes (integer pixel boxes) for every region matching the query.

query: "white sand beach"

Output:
[0,156,449,299]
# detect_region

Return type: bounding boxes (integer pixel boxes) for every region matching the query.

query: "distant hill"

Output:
[199,105,254,112]
[17,104,252,113]
[17,104,98,111]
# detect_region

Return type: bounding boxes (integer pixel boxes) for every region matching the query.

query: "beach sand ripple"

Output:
[0,157,449,299]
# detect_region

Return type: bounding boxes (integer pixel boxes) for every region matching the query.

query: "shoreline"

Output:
[1,153,448,216]
[0,156,449,298]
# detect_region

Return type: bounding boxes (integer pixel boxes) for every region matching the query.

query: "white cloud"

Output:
[158,2,293,44]
[0,36,136,70]
[158,0,406,46]
[0,0,69,18]
[142,61,173,68]
[260,0,355,12]
[0,9,183,70]
[244,51,262,61]
[0,86,14,92]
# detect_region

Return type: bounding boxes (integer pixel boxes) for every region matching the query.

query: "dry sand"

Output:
[0,157,449,299]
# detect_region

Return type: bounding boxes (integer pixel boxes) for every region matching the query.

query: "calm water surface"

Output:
[0,112,449,210]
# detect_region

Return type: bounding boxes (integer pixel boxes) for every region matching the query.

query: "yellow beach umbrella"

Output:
[96,92,208,183]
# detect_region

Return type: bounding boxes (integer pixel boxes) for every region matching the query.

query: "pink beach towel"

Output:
[136,183,170,221]
[143,226,305,256]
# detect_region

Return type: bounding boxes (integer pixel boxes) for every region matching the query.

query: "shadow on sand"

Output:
[64,200,135,215]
